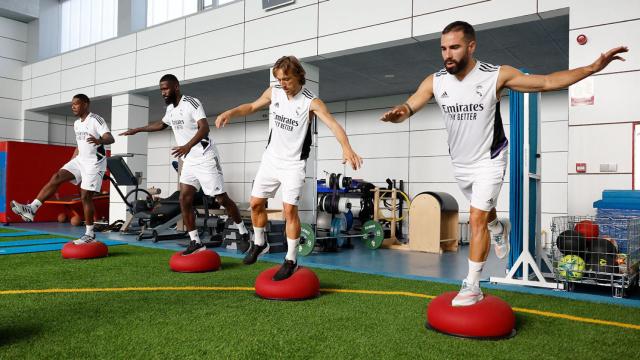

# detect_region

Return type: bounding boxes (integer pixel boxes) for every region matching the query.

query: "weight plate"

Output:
[297,223,316,256]
[361,220,384,250]
[330,216,347,247]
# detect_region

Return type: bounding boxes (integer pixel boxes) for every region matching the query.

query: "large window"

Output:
[60,0,118,52]
[146,0,199,27]
[147,0,240,27]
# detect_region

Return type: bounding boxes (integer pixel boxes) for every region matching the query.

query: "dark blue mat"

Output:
[0,238,70,247]
[0,240,125,255]
[0,230,47,237]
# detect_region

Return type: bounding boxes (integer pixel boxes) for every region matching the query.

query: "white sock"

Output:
[488,218,503,235]
[85,224,94,237]
[285,238,299,262]
[188,229,201,244]
[466,259,485,286]
[30,199,42,212]
[253,227,265,246]
[236,221,248,235]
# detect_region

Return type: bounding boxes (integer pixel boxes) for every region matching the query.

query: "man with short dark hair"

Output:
[381,20,628,306]
[11,94,115,244]
[120,74,250,255]
[216,55,363,280]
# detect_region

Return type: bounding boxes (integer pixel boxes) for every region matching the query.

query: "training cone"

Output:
[61,241,109,259]
[255,266,320,300]
[169,249,221,273]
[426,291,516,339]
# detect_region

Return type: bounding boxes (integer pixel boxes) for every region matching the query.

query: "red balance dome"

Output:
[255,266,320,300]
[426,291,516,339]
[61,241,109,259]
[169,249,221,273]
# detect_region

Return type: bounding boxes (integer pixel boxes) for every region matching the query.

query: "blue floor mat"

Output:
[0,240,126,255]
[0,230,47,237]
[0,238,70,247]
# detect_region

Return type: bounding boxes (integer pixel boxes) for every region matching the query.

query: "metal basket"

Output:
[550,215,640,297]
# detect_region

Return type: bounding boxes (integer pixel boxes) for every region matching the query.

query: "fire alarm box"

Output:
[576,163,587,173]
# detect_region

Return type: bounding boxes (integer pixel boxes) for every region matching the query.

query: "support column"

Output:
[269,62,319,224]
[109,93,149,223]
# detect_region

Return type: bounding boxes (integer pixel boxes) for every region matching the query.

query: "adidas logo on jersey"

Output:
[441,91,449,98]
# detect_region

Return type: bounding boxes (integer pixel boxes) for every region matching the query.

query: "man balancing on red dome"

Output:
[380,20,627,306]
[216,56,363,281]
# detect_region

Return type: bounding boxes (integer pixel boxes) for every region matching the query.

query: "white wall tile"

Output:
[570,20,640,74]
[541,183,568,214]
[568,123,632,174]
[244,39,318,70]
[317,112,345,137]
[136,40,185,76]
[409,101,446,131]
[0,16,28,42]
[136,66,184,90]
[245,5,317,52]
[0,117,21,140]
[184,54,244,81]
[244,0,316,21]
[570,0,640,29]
[243,141,266,162]
[413,0,537,41]
[31,72,60,98]
[409,156,456,183]
[60,63,95,91]
[569,71,640,125]
[319,0,411,35]
[349,132,410,158]
[319,19,413,57]
[31,56,61,77]
[413,0,484,16]
[48,123,67,144]
[0,57,23,80]
[148,129,172,148]
[95,78,136,97]
[245,120,268,142]
[30,93,61,109]
[185,24,244,65]
[213,121,245,143]
[137,19,185,50]
[344,157,408,183]
[186,2,244,36]
[61,46,95,70]
[219,142,247,162]
[568,174,631,216]
[22,119,48,142]
[409,129,449,157]
[346,108,409,135]
[541,121,568,152]
[541,152,568,183]
[148,147,172,166]
[0,37,26,61]
[244,161,260,182]
[61,86,95,103]
[0,97,21,119]
[220,162,244,182]
[96,53,136,84]
[96,34,137,60]
[541,90,568,122]
[21,79,31,99]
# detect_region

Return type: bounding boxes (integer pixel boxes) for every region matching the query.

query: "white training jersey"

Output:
[266,85,316,161]
[432,60,508,166]
[74,112,110,166]
[162,95,217,164]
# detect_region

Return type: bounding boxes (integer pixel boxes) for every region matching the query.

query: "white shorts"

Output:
[180,156,225,197]
[251,154,306,206]
[61,157,106,193]
[453,150,508,212]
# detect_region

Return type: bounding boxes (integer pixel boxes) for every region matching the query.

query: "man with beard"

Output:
[119,74,250,255]
[11,94,114,244]
[380,21,628,306]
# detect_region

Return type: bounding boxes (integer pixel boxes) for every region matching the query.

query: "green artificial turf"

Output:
[0,236,639,359]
